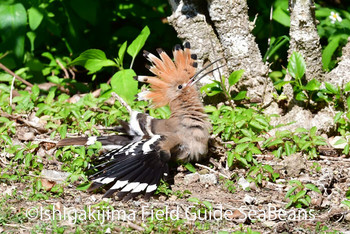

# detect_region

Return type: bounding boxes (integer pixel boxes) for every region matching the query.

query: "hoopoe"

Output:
[57,42,218,200]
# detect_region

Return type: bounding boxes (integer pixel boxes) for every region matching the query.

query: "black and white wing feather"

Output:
[87,134,170,200]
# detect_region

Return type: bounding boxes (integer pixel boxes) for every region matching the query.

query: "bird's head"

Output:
[135,42,201,107]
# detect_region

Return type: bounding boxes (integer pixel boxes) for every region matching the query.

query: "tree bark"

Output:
[168,0,276,106]
[288,0,324,82]
[167,0,228,84]
[326,37,350,87]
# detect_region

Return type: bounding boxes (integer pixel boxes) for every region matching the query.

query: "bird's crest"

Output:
[135,42,198,107]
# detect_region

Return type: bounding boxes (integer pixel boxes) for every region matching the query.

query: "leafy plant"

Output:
[201,69,246,101]
[246,163,280,185]
[285,180,321,208]
[263,127,327,159]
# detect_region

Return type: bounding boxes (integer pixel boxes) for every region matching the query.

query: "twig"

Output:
[10,76,15,106]
[68,68,75,79]
[111,92,132,114]
[0,62,33,87]
[195,163,229,179]
[0,51,9,60]
[319,155,350,162]
[0,111,48,133]
[56,59,69,78]
[127,222,144,232]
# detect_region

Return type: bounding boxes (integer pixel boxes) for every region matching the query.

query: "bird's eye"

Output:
[177,85,183,89]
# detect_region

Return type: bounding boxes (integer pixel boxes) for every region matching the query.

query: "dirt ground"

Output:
[1,147,350,233]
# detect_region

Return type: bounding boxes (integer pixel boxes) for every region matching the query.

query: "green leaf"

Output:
[200,81,223,96]
[31,84,40,101]
[249,119,265,130]
[184,162,196,173]
[204,105,217,113]
[344,82,350,92]
[294,190,306,202]
[228,69,244,87]
[28,7,44,30]
[70,49,116,74]
[295,92,307,101]
[202,201,213,210]
[232,91,247,100]
[187,197,200,204]
[273,7,290,27]
[310,126,317,136]
[76,182,91,191]
[341,200,350,208]
[322,36,340,71]
[298,198,310,207]
[127,26,150,68]
[110,69,138,105]
[288,52,306,80]
[324,82,338,94]
[263,165,274,174]
[334,137,347,146]
[227,152,234,167]
[303,79,321,91]
[274,80,291,90]
[0,3,27,60]
[235,143,249,153]
[264,36,289,62]
[118,41,127,67]
[305,184,321,194]
[26,31,36,52]
[285,142,292,156]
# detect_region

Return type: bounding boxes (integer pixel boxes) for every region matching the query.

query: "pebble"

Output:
[199,174,217,185]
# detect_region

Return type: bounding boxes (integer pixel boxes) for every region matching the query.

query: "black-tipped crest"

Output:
[192,62,198,68]
[143,50,150,58]
[191,54,197,60]
[184,42,191,49]
[156,48,163,55]
[174,44,181,50]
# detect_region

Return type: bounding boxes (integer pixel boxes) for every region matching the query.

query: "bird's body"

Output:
[57,42,211,200]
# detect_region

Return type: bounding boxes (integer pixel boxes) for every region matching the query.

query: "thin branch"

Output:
[319,155,350,162]
[0,62,33,87]
[10,76,15,106]
[195,163,229,179]
[0,111,48,133]
[56,59,70,78]
[127,222,145,232]
[111,92,132,114]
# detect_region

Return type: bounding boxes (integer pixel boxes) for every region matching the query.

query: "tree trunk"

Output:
[167,0,345,134]
[167,0,276,107]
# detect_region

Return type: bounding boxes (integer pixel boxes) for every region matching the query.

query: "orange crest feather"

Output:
[136,43,197,107]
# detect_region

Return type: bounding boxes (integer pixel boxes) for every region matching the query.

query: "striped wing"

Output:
[87,134,170,200]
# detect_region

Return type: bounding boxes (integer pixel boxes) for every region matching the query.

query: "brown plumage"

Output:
[57,42,212,200]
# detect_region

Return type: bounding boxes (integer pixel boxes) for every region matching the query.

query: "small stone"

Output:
[90,195,97,202]
[184,173,200,185]
[105,227,111,233]
[263,221,277,228]
[41,178,56,191]
[243,194,256,205]
[344,213,350,222]
[329,136,347,149]
[283,153,306,177]
[18,132,35,141]
[199,174,217,185]
[238,177,250,190]
[41,169,70,183]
